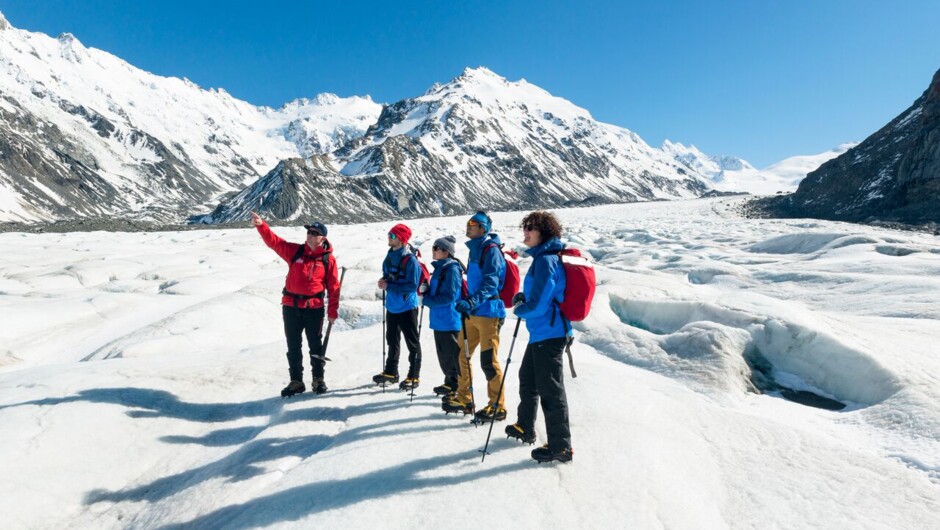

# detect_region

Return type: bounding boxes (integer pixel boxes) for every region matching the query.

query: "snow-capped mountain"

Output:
[197,67,711,224]
[664,140,855,195]
[662,140,755,179]
[758,68,940,224]
[8,11,856,228]
[748,144,857,192]
[0,12,381,223]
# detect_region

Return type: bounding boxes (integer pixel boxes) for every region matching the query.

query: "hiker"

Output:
[421,235,464,398]
[443,211,508,422]
[373,223,423,390]
[505,210,574,463]
[250,212,340,397]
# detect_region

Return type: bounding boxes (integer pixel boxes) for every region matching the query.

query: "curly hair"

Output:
[520,211,563,240]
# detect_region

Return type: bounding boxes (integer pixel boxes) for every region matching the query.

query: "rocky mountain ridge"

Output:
[755,68,940,225]
[1,12,856,229]
[196,67,712,224]
[0,12,380,223]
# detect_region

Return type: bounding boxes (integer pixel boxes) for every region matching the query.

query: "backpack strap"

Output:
[286,244,332,308]
[435,260,462,297]
[294,244,333,273]
[551,249,571,335]
[398,250,417,274]
[478,242,505,302]
[478,242,504,267]
[291,244,305,263]
[385,248,414,282]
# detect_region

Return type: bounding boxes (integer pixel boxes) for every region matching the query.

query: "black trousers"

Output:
[385,307,422,378]
[283,305,325,381]
[433,330,460,389]
[516,337,571,452]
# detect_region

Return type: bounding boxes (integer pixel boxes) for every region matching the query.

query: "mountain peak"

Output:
[419,67,522,102]
[279,93,377,112]
[313,93,340,105]
[0,11,10,31]
[449,66,512,89]
[57,32,78,44]
[662,140,704,156]
[927,67,940,107]
[458,66,502,80]
[57,32,87,63]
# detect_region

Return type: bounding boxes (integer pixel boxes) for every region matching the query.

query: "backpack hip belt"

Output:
[282,288,326,308]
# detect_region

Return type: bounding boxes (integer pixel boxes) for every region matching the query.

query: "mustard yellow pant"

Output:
[456,315,504,409]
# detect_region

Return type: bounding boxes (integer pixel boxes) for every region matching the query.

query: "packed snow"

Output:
[1,198,938,529]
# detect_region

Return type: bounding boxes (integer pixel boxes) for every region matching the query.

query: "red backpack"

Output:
[481,243,521,308]
[407,247,432,294]
[388,246,431,295]
[557,248,595,322]
[438,260,469,300]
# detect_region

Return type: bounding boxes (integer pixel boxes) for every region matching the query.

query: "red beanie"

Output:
[389,223,412,245]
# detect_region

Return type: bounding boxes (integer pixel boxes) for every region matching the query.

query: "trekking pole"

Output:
[318,266,347,362]
[382,289,387,394]
[480,316,522,462]
[461,314,478,427]
[410,303,425,403]
[417,303,425,336]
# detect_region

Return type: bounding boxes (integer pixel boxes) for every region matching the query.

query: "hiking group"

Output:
[250,210,594,464]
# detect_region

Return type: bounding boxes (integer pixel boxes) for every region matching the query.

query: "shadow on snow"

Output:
[158,448,531,529]
[3,385,531,525]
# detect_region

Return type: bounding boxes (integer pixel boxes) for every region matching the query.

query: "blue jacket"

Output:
[422,258,463,332]
[465,233,507,319]
[514,237,571,342]
[382,245,420,314]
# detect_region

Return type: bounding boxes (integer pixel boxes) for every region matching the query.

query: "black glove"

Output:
[512,292,526,307]
[454,300,472,314]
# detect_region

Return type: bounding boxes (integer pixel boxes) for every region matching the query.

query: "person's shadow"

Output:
[5,384,533,525]
[159,448,532,529]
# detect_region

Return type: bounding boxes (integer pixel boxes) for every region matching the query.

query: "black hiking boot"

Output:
[280,380,306,398]
[433,383,455,396]
[312,377,328,395]
[399,377,420,391]
[442,398,474,415]
[505,423,536,444]
[474,405,507,422]
[531,444,573,463]
[372,372,399,385]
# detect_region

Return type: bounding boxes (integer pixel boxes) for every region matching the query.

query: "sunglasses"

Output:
[307,230,322,237]
[432,245,444,252]
[388,233,398,240]
[467,220,481,228]
[523,224,537,232]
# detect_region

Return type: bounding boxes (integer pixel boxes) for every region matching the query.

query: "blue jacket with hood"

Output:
[465,233,507,319]
[382,245,420,314]
[514,237,571,343]
[422,258,462,332]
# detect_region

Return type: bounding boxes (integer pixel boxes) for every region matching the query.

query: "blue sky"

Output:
[1,0,937,166]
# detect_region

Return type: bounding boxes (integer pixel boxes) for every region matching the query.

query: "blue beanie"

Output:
[469,211,492,232]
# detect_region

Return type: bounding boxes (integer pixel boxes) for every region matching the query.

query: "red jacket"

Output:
[256,222,340,319]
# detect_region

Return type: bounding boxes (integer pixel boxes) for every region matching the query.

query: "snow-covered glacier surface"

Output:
[0,197,937,529]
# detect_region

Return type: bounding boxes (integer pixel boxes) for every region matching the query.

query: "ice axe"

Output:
[315,266,347,363]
